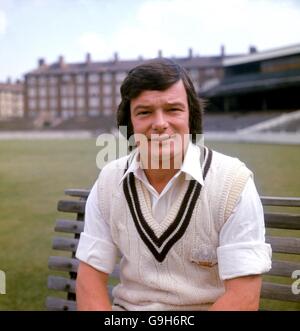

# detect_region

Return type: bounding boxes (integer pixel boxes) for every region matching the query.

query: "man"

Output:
[76,58,272,311]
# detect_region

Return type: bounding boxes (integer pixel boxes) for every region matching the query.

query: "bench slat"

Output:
[48,275,76,293]
[57,200,86,214]
[266,260,300,277]
[55,219,84,234]
[261,196,300,207]
[264,212,300,230]
[48,275,116,299]
[45,296,77,311]
[52,237,79,252]
[261,282,300,302]
[65,189,90,198]
[266,236,300,254]
[48,256,79,272]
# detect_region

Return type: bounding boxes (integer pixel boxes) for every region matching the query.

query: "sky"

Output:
[0,0,300,82]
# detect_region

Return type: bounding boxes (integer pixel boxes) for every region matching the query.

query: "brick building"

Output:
[23,48,230,119]
[0,80,23,118]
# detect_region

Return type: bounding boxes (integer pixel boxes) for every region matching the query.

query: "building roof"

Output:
[25,55,233,77]
[201,70,300,97]
[223,43,300,67]
[0,82,23,93]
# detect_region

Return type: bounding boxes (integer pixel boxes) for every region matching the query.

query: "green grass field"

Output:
[0,139,299,310]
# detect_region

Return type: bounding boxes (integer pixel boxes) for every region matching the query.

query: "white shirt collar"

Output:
[119,142,204,186]
[181,142,204,185]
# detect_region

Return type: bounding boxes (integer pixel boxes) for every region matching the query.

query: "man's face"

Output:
[130,80,190,169]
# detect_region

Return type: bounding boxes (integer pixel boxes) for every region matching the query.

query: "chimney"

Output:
[188,48,193,59]
[38,58,46,68]
[6,77,11,84]
[220,45,225,57]
[113,52,119,62]
[86,53,91,65]
[58,55,65,68]
[249,45,257,54]
[158,49,163,58]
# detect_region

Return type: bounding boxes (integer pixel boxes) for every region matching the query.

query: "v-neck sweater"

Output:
[98,147,252,311]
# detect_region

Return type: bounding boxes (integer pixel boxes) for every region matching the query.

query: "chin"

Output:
[150,145,184,169]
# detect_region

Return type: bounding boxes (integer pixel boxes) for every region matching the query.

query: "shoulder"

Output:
[210,149,244,168]
[99,154,131,178]
[95,154,131,196]
[96,154,131,214]
[208,149,253,181]
[205,149,254,224]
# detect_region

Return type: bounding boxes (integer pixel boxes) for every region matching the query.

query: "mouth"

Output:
[148,134,175,142]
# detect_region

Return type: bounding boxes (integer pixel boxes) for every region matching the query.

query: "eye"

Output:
[168,108,181,112]
[137,111,150,116]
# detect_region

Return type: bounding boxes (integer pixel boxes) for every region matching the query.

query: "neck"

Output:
[138,142,189,194]
[141,154,184,193]
[143,167,179,194]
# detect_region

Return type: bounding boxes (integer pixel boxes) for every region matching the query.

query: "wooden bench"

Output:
[45,189,300,311]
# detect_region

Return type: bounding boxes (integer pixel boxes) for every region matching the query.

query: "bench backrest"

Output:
[45,190,300,311]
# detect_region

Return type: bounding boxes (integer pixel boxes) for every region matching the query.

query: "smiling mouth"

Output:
[148,134,175,142]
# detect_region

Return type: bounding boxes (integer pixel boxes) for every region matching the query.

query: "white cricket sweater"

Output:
[97,147,252,311]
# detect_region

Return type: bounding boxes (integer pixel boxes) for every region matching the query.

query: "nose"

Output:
[151,110,168,133]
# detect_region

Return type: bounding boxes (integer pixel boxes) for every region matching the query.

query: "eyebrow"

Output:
[132,105,153,113]
[133,102,186,113]
[165,102,186,108]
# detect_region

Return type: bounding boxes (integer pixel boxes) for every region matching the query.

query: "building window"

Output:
[60,85,68,97]
[49,76,58,85]
[103,95,112,108]
[76,85,85,96]
[68,98,75,108]
[39,98,47,110]
[61,98,69,109]
[115,72,127,82]
[89,85,99,96]
[39,87,47,97]
[103,84,112,95]
[88,74,99,83]
[61,97,75,109]
[61,85,74,97]
[89,96,99,108]
[49,99,57,109]
[76,74,85,84]
[62,74,72,83]
[28,88,36,97]
[49,86,57,97]
[102,72,112,83]
[39,76,47,85]
[77,97,85,108]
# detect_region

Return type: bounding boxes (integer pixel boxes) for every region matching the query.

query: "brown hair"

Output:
[117,58,204,143]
